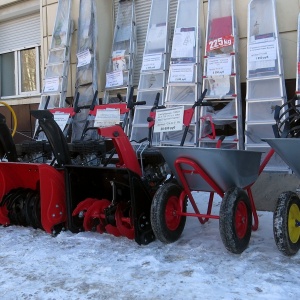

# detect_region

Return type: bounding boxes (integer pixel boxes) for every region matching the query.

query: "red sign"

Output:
[298,62,300,75]
[206,35,234,52]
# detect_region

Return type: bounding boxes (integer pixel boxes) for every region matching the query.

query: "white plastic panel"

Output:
[245,123,275,145]
[247,0,279,78]
[203,76,236,97]
[247,78,282,99]
[48,49,66,64]
[162,125,196,146]
[132,108,151,125]
[246,100,282,122]
[45,64,64,78]
[144,0,169,54]
[139,73,164,90]
[137,90,164,106]
[165,86,195,104]
[131,127,160,144]
[51,0,72,48]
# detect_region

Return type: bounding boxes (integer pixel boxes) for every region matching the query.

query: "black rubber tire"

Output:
[273,191,300,256]
[219,187,252,254]
[150,182,186,243]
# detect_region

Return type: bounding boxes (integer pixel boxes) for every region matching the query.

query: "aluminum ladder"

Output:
[130,0,171,145]
[199,0,243,150]
[103,0,136,117]
[160,0,202,147]
[39,0,73,110]
[72,0,98,141]
[245,0,288,171]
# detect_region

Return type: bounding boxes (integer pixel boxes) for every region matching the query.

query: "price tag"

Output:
[169,64,194,82]
[77,50,92,67]
[44,77,60,93]
[94,108,120,128]
[207,35,234,52]
[248,41,277,62]
[154,106,184,133]
[53,113,69,132]
[105,71,123,88]
[141,53,162,71]
[207,56,232,76]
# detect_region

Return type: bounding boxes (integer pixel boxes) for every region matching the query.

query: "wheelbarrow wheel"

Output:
[273,191,300,256]
[219,187,252,254]
[150,182,186,243]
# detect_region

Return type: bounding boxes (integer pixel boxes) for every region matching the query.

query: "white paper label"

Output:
[142,54,162,71]
[44,77,60,93]
[171,28,195,59]
[53,113,69,132]
[112,50,126,71]
[207,56,232,76]
[77,50,92,67]
[105,71,123,88]
[154,106,184,133]
[248,41,277,62]
[169,64,194,82]
[94,108,120,128]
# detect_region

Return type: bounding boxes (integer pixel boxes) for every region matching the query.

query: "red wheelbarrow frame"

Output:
[173,148,275,231]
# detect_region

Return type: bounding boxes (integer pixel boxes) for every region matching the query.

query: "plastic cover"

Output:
[247,0,279,78]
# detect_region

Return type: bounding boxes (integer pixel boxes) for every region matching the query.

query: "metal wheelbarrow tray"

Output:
[159,146,262,193]
[264,138,300,256]
[150,146,265,254]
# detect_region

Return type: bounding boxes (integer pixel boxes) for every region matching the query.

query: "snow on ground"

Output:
[0,192,299,300]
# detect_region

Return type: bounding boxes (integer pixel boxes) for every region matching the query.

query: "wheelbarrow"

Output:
[151,146,274,254]
[264,138,300,256]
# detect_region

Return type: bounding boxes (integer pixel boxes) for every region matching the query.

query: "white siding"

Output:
[0,13,40,53]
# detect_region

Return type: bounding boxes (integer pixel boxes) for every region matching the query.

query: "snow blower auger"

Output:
[0,109,70,234]
[68,122,167,245]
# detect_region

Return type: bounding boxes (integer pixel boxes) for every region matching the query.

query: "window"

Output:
[0,46,41,97]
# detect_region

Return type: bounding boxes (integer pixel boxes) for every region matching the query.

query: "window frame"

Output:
[0,45,41,99]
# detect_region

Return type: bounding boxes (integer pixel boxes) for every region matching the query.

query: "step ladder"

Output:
[103,0,136,117]
[39,0,73,110]
[296,13,300,100]
[130,0,171,145]
[72,0,98,141]
[199,0,243,149]
[160,0,202,147]
[245,0,288,171]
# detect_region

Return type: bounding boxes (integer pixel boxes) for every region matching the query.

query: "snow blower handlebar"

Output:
[180,89,209,146]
